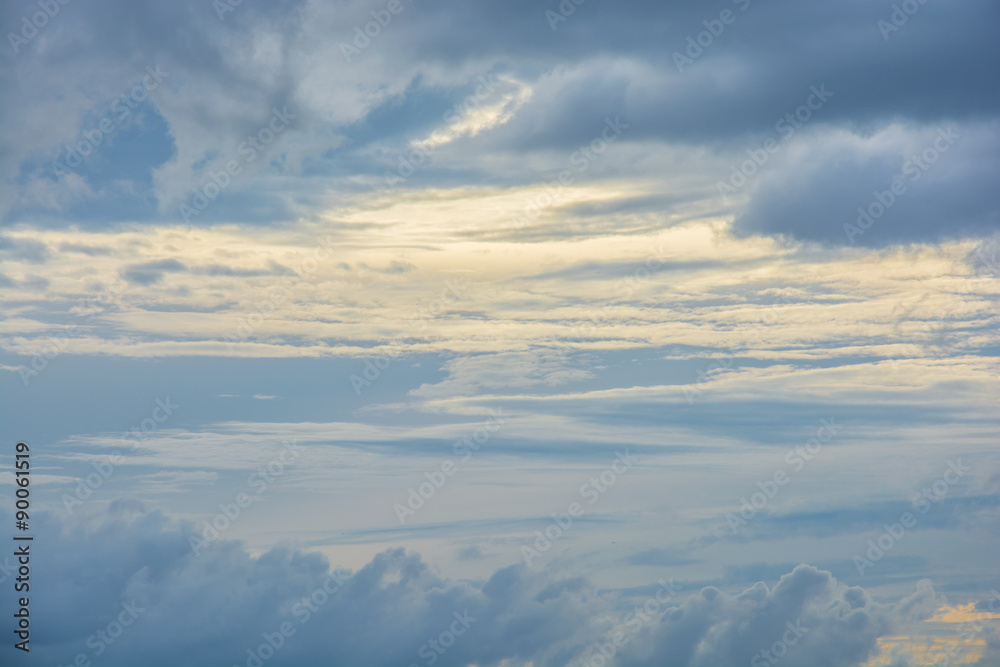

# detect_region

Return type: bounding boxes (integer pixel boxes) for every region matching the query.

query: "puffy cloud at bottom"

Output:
[0,502,977,667]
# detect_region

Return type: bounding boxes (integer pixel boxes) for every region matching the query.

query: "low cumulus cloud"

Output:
[0,504,968,667]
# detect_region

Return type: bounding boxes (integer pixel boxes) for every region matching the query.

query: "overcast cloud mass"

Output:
[1,1,999,665]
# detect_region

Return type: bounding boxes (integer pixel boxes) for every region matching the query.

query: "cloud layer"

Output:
[2,2,999,665]
[1,504,981,667]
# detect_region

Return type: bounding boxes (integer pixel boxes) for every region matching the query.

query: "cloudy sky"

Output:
[1,0,999,665]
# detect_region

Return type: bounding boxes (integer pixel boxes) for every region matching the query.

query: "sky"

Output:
[1,1,999,666]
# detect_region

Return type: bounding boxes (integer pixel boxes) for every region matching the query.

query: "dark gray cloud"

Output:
[619,564,915,667]
[2,0,997,246]
[732,123,1000,245]
[0,504,607,667]
[426,1,1000,150]
[0,505,960,667]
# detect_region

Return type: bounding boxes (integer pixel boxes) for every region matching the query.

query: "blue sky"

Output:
[1,1,999,666]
